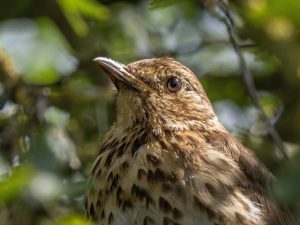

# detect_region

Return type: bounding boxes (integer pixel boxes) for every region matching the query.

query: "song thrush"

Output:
[86,57,292,225]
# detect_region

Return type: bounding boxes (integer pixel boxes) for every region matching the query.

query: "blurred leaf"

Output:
[149,0,183,9]
[44,106,70,128]
[58,0,109,36]
[28,128,61,172]
[0,47,20,79]
[63,180,87,198]
[29,171,62,201]
[56,214,91,225]
[0,18,78,85]
[246,0,300,26]
[273,153,300,204]
[0,166,32,203]
[259,92,281,118]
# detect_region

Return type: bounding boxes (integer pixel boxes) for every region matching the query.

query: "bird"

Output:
[85,57,293,225]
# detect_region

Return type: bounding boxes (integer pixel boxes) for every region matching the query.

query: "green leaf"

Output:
[247,0,300,26]
[58,0,109,36]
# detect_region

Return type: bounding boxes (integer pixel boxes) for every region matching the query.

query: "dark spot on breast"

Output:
[194,196,215,219]
[101,209,105,219]
[186,135,199,146]
[175,185,185,198]
[147,170,155,182]
[120,161,129,171]
[100,144,108,152]
[90,166,97,176]
[96,168,102,177]
[162,183,172,193]
[117,143,127,157]
[131,184,147,200]
[235,212,247,223]
[159,197,173,214]
[108,212,114,224]
[84,197,88,209]
[138,168,147,180]
[110,174,120,191]
[155,168,166,179]
[117,186,123,199]
[171,143,180,151]
[97,189,102,198]
[117,199,123,207]
[131,133,147,156]
[165,130,172,138]
[104,151,115,167]
[147,197,155,207]
[131,184,155,207]
[91,157,102,175]
[122,199,133,211]
[147,169,178,186]
[159,140,168,149]
[116,186,123,206]
[163,217,181,225]
[216,211,227,223]
[89,203,95,219]
[205,183,216,196]
[174,134,183,142]
[163,217,172,225]
[109,140,119,150]
[148,169,159,182]
[107,171,114,181]
[194,196,206,211]
[172,208,183,219]
[143,216,154,225]
[186,116,201,121]
[96,199,102,208]
[146,154,161,166]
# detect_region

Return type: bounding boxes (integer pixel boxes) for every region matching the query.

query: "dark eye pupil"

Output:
[170,79,178,87]
[167,77,182,92]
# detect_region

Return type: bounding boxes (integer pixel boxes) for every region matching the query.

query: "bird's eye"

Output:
[167,77,182,92]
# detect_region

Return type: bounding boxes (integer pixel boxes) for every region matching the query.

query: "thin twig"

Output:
[214,1,289,159]
[168,40,256,57]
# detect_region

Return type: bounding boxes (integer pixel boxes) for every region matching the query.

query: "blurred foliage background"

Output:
[0,0,300,224]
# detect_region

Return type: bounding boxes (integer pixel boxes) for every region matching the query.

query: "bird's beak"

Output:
[94,57,150,94]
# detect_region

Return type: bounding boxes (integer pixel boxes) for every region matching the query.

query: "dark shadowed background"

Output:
[0,0,300,224]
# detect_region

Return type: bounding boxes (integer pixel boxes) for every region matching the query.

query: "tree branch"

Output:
[214,1,289,159]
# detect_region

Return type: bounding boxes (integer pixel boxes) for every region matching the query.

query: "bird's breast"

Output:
[86,129,266,225]
[86,132,217,225]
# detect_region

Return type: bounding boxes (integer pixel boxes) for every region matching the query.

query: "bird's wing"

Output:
[179,130,294,225]
[236,142,294,225]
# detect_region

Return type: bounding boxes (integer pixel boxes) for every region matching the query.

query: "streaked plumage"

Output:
[86,57,293,225]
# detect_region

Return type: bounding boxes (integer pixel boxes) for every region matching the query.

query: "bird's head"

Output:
[94,57,223,134]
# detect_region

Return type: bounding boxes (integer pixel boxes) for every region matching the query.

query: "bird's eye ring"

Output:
[167,77,182,92]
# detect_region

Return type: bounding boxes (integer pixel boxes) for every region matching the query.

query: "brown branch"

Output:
[214,1,289,159]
